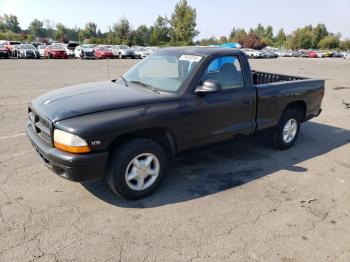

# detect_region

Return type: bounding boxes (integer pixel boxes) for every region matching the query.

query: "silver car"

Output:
[114,45,136,59]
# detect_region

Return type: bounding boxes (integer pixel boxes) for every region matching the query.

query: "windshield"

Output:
[97,46,109,51]
[123,51,203,93]
[20,44,36,49]
[81,45,94,49]
[51,44,64,49]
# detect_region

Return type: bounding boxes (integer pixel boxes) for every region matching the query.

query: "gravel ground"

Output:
[0,57,349,262]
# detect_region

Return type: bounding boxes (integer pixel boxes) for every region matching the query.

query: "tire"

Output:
[270,109,302,150]
[106,138,168,200]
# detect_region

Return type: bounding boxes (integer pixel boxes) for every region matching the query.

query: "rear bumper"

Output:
[26,122,108,182]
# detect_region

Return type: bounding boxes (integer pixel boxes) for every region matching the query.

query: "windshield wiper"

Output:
[120,76,128,87]
[130,80,160,94]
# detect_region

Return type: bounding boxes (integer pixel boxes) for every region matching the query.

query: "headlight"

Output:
[53,129,90,154]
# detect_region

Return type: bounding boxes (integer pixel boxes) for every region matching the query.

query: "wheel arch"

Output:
[283,100,307,122]
[108,127,177,158]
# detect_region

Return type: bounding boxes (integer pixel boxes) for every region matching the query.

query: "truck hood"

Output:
[31,81,179,122]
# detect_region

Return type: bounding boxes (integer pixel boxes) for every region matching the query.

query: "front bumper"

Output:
[26,122,108,182]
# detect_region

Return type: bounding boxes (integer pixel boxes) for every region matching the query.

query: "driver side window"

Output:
[202,56,244,89]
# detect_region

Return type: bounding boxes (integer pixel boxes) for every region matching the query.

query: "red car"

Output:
[0,43,10,59]
[44,44,68,59]
[95,46,114,59]
[4,41,21,56]
[307,51,318,58]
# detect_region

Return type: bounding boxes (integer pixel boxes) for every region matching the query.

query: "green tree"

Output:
[84,22,98,38]
[113,17,131,44]
[79,22,98,41]
[275,28,287,47]
[339,40,350,50]
[0,18,6,32]
[218,36,228,43]
[318,35,340,49]
[199,36,218,46]
[1,14,21,33]
[292,27,314,49]
[43,19,55,39]
[55,23,69,42]
[134,25,151,46]
[229,28,247,43]
[254,23,265,39]
[312,23,329,48]
[152,16,170,45]
[265,25,273,40]
[170,0,199,45]
[28,19,44,37]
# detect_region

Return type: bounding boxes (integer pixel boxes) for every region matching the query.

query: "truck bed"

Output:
[252,70,306,85]
[251,70,325,132]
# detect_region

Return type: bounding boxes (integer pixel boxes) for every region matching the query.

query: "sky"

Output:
[1,0,350,39]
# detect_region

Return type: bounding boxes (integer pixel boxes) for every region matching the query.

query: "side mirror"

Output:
[195,80,222,95]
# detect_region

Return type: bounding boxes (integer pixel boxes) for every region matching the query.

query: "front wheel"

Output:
[106,138,168,200]
[270,109,301,150]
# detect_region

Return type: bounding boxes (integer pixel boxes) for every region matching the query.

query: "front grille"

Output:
[28,107,53,145]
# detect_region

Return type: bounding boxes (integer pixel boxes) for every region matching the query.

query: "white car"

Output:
[37,45,46,57]
[134,47,153,59]
[65,42,79,58]
[74,44,96,59]
[241,48,262,58]
[343,51,350,59]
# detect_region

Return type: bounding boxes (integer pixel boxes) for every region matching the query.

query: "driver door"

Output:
[178,55,256,150]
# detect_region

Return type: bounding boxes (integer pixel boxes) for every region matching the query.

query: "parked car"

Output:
[241,48,262,58]
[95,46,114,59]
[74,44,95,59]
[134,47,153,59]
[261,49,278,58]
[4,41,21,57]
[275,49,293,57]
[0,43,9,58]
[26,47,324,199]
[17,44,40,59]
[37,45,47,57]
[315,51,325,58]
[114,45,136,59]
[332,51,343,58]
[307,50,318,58]
[344,51,350,59]
[292,50,302,57]
[322,50,333,57]
[44,44,68,59]
[64,42,79,58]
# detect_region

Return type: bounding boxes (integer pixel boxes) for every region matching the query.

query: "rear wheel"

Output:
[106,138,168,200]
[270,109,302,150]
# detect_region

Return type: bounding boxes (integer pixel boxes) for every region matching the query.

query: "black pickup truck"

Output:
[26,47,324,199]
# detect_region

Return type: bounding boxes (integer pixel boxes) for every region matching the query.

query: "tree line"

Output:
[1,0,349,50]
[201,24,350,50]
[0,0,198,46]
